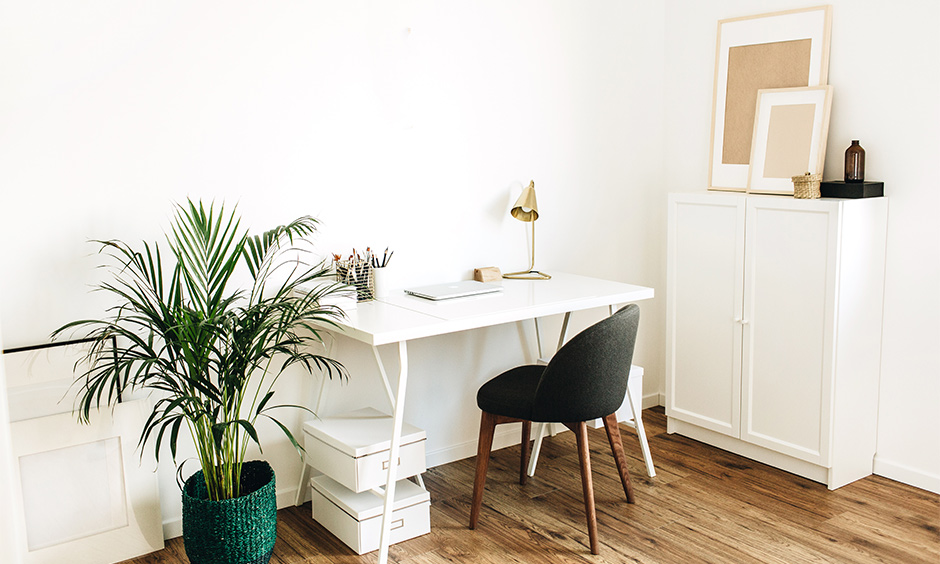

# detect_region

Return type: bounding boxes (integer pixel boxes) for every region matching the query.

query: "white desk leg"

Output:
[295,358,334,506]
[527,317,547,476]
[377,341,408,564]
[533,317,544,361]
[626,386,656,477]
[556,312,571,353]
[526,421,549,476]
[372,345,397,410]
[528,312,571,477]
[294,464,311,507]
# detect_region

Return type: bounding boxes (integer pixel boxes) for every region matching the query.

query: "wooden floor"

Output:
[124,408,939,564]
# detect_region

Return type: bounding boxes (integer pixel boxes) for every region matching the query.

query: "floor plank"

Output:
[120,408,939,564]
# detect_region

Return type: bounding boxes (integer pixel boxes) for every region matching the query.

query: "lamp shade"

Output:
[510,181,539,222]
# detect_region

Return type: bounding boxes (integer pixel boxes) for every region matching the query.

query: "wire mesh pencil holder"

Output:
[335,259,374,302]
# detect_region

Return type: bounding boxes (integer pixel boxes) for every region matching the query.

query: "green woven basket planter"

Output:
[182,460,277,564]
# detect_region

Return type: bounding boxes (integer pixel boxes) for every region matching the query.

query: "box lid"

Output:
[311,474,429,521]
[303,407,426,457]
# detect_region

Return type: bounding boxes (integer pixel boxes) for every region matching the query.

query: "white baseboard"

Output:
[651,392,665,409]
[163,520,181,540]
[427,425,523,469]
[874,456,940,494]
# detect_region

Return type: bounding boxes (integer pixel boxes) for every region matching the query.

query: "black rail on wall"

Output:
[2,336,122,402]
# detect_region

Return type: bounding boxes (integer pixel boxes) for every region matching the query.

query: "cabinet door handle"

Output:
[391,518,405,530]
[734,317,750,325]
[382,457,401,470]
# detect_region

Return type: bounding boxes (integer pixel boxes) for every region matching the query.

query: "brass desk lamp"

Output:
[503,180,551,280]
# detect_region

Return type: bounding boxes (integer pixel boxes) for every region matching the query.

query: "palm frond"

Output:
[53,200,347,501]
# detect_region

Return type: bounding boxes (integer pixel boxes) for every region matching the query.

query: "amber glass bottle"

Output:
[844,140,865,182]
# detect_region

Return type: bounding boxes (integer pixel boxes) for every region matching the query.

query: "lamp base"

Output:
[502,269,551,280]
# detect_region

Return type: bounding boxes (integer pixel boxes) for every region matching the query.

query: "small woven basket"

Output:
[792,172,822,199]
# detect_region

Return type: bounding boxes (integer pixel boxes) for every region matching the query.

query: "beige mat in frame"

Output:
[747,86,833,195]
[9,399,164,564]
[708,5,832,192]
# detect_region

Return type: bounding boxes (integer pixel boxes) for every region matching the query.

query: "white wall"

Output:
[0,1,667,536]
[1,0,935,543]
[663,0,940,493]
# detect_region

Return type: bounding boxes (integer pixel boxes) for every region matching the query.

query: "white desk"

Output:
[306,272,654,564]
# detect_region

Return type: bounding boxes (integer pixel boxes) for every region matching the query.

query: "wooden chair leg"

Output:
[519,420,532,486]
[470,411,498,529]
[603,413,635,504]
[570,421,599,555]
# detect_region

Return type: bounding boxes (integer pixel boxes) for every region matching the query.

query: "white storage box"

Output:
[311,475,430,555]
[303,407,426,493]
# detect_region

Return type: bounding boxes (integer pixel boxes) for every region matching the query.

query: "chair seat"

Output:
[476,365,544,421]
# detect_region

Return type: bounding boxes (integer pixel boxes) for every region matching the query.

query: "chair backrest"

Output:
[532,303,640,423]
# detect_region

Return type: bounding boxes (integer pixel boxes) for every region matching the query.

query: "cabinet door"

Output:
[666,194,746,437]
[741,198,836,465]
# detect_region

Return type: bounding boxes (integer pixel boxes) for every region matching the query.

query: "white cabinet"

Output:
[666,192,888,489]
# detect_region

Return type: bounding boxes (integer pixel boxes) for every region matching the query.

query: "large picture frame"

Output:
[747,86,833,195]
[708,5,832,192]
[10,400,164,564]
[3,341,163,564]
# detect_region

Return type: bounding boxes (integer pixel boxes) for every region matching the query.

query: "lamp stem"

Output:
[503,220,550,280]
[529,220,536,271]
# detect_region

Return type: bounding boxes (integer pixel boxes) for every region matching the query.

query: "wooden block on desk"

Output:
[474,266,502,283]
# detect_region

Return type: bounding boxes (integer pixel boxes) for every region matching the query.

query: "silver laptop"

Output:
[404,280,503,301]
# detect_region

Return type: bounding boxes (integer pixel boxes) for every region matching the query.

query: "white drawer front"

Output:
[357,499,430,554]
[312,489,430,555]
[306,433,426,493]
[355,440,426,492]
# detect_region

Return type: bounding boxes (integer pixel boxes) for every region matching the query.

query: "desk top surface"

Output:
[327,272,654,346]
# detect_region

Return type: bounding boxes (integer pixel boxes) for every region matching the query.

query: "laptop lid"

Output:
[404,280,503,301]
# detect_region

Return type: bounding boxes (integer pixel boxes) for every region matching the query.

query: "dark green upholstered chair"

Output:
[469,303,640,555]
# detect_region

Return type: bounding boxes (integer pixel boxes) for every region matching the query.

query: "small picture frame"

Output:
[747,86,833,195]
[708,5,832,191]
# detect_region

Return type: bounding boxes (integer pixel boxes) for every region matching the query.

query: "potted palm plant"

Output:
[54,200,348,564]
